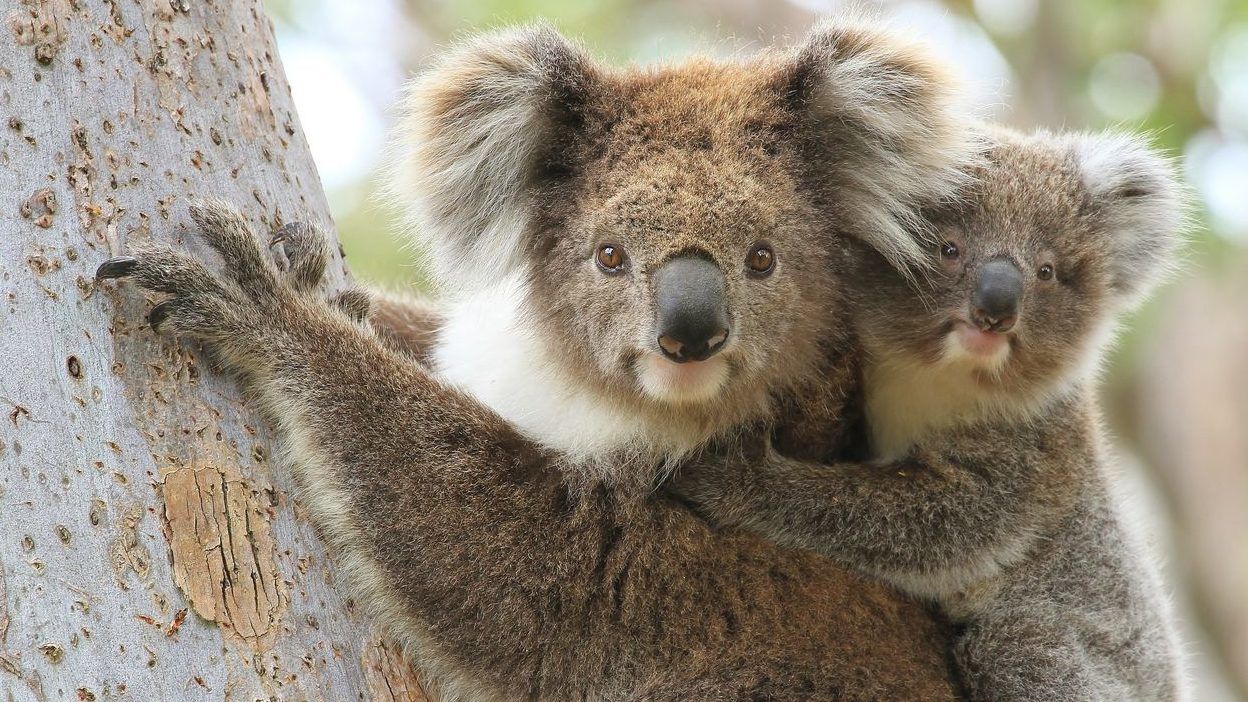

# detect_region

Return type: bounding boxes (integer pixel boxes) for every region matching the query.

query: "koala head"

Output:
[386,17,975,444]
[853,127,1186,402]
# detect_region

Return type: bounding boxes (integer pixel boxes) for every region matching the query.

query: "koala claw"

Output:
[96,256,139,281]
[269,220,329,292]
[148,299,175,331]
[97,202,354,369]
[94,200,302,349]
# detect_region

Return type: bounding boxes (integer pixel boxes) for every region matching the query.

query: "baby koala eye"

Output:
[596,244,626,273]
[746,242,775,277]
[940,241,960,260]
[1037,263,1055,281]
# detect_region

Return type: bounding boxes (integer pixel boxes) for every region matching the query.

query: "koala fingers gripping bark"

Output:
[270,220,332,293]
[96,201,441,389]
[268,218,381,326]
[267,219,446,360]
[97,207,276,352]
[270,219,443,357]
[96,201,357,367]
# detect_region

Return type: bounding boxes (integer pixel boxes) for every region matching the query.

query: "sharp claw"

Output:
[95,257,139,281]
[149,300,174,330]
[270,222,306,247]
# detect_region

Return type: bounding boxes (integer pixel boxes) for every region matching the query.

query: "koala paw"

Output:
[667,437,771,522]
[270,220,330,292]
[667,455,735,510]
[272,219,371,324]
[329,287,372,323]
[96,199,326,362]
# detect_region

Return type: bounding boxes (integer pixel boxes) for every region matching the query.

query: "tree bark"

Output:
[0,0,425,699]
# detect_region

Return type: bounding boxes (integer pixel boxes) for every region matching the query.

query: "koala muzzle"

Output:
[971,258,1023,332]
[653,255,730,363]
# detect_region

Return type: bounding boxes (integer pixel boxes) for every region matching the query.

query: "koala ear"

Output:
[384,24,598,293]
[779,13,981,275]
[1072,132,1187,309]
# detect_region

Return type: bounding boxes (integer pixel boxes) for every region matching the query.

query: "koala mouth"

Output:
[944,320,1013,370]
[636,352,730,405]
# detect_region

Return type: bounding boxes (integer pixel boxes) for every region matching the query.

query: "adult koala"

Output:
[96,16,977,702]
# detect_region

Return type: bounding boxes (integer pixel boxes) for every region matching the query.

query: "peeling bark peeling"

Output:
[0,0,422,699]
[161,461,286,652]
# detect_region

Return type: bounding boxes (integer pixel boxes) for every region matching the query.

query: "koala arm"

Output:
[97,201,959,702]
[269,220,445,363]
[354,288,445,363]
[673,399,1091,593]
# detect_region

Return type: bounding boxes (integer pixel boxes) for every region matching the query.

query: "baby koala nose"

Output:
[971,258,1023,333]
[653,254,731,364]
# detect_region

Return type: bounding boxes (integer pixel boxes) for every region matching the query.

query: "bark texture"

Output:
[0,0,424,699]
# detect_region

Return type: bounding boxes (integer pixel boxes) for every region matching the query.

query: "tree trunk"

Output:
[0,0,425,699]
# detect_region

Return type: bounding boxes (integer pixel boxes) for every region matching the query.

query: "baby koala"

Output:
[673,126,1188,701]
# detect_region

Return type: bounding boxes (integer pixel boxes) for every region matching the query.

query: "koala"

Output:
[672,125,1189,701]
[94,18,982,702]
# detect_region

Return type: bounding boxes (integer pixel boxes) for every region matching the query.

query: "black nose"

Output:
[971,258,1023,332]
[653,255,730,363]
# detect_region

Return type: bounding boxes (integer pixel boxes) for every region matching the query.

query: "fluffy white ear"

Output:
[784,12,982,274]
[1073,132,1188,309]
[383,24,596,294]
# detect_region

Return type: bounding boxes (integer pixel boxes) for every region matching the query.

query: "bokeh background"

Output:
[262,0,1248,698]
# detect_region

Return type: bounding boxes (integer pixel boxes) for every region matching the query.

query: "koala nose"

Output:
[653,254,730,364]
[971,258,1023,332]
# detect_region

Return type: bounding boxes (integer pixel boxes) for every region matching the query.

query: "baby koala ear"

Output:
[1072,132,1188,310]
[780,11,982,275]
[384,23,599,294]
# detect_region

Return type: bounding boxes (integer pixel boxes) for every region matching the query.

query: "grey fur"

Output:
[672,126,1190,701]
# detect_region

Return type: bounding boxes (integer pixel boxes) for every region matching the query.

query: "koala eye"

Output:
[940,242,960,260]
[746,242,775,277]
[1037,263,1055,281]
[596,244,626,273]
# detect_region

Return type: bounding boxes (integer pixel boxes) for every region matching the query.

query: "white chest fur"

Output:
[864,354,993,461]
[430,272,677,465]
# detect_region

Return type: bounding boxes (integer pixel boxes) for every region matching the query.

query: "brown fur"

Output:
[98,200,958,701]
[367,290,443,363]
